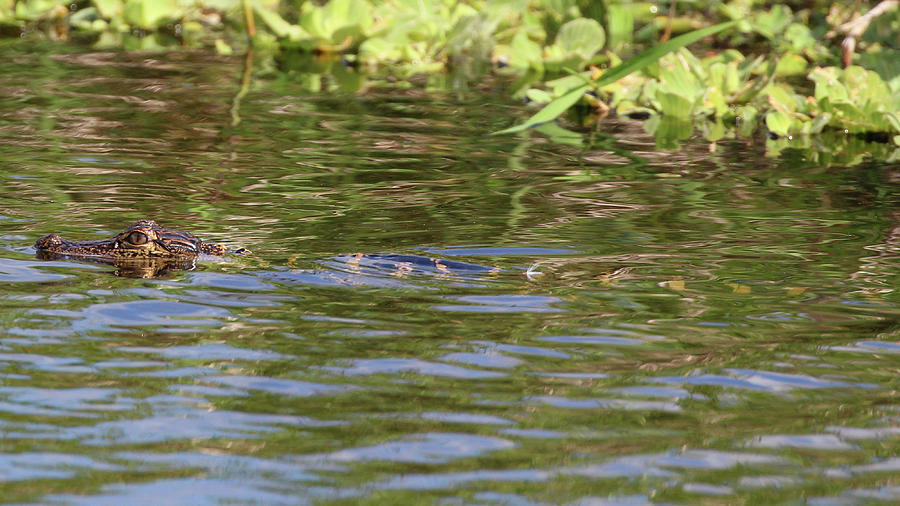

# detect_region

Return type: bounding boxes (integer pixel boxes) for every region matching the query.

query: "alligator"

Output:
[33,220,501,281]
[34,219,246,277]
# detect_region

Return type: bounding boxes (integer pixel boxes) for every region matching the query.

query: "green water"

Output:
[0,42,898,504]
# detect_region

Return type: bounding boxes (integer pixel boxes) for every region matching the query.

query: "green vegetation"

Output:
[2,1,899,152]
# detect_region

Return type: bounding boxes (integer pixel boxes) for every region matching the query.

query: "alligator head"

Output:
[34,219,241,277]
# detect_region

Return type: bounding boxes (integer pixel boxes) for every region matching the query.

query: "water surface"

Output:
[0,42,898,504]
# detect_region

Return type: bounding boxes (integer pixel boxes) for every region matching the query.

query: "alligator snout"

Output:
[35,234,65,250]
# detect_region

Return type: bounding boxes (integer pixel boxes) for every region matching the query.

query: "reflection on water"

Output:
[0,43,898,504]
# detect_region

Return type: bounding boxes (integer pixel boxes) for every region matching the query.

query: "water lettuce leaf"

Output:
[493,20,737,135]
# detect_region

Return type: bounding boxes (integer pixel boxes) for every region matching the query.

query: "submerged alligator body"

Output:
[34,219,241,277]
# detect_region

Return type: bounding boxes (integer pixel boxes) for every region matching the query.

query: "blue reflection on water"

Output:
[117,343,291,361]
[538,335,646,346]
[323,358,507,379]
[433,295,564,313]
[422,246,578,256]
[0,257,94,282]
[0,453,120,482]
[748,434,858,450]
[378,468,551,490]
[182,272,275,291]
[204,374,350,397]
[0,387,131,418]
[32,300,233,333]
[652,368,876,392]
[0,353,94,373]
[440,351,524,369]
[44,478,305,506]
[471,340,571,359]
[303,432,515,464]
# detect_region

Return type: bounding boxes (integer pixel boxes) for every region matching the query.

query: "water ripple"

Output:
[33,300,233,333]
[529,395,682,413]
[183,272,275,291]
[0,258,100,282]
[323,358,507,379]
[748,434,858,450]
[117,343,291,361]
[423,246,578,256]
[433,295,564,313]
[0,353,94,373]
[0,387,131,418]
[378,468,551,490]
[0,452,120,482]
[205,374,350,397]
[439,351,524,369]
[303,432,515,464]
[652,368,876,392]
[471,340,571,359]
[44,478,303,506]
[823,340,900,354]
[825,425,900,440]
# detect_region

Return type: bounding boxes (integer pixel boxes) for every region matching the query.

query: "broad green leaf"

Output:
[300,7,326,39]
[809,66,849,103]
[775,54,807,76]
[843,66,893,108]
[301,0,373,43]
[525,88,553,104]
[493,20,737,135]
[70,6,102,30]
[887,112,900,133]
[703,118,726,141]
[123,0,176,29]
[657,91,694,119]
[545,71,593,95]
[658,55,702,101]
[323,0,373,34]
[359,37,403,62]
[737,105,759,137]
[809,65,898,133]
[765,111,792,136]
[493,30,543,71]
[784,23,818,53]
[15,0,63,21]
[766,84,802,113]
[722,61,740,95]
[606,3,633,49]
[704,61,736,116]
[753,4,792,39]
[93,0,123,19]
[552,18,605,60]
[253,5,308,40]
[509,30,543,70]
[858,50,900,92]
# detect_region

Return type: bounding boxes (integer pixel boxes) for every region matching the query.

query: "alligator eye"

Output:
[126,232,149,245]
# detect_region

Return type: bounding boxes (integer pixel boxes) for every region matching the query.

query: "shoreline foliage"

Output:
[1,0,898,151]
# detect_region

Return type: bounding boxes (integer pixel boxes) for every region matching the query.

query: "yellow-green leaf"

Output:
[766,111,792,136]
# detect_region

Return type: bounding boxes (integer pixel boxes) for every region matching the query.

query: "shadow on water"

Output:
[0,43,898,504]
